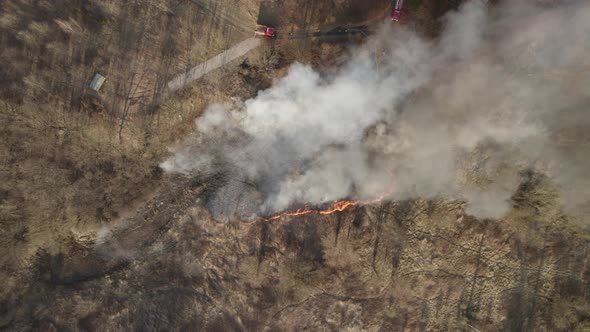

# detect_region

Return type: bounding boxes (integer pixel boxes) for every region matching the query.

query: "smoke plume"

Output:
[162,0,590,222]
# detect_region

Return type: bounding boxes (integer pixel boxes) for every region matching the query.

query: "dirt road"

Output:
[167,37,261,91]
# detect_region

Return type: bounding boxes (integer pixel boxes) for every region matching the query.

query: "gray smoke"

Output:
[162,0,590,222]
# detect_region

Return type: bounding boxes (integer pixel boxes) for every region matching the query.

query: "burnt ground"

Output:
[4,172,590,331]
[1,0,590,331]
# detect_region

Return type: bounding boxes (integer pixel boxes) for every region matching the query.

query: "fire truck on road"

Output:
[255,24,276,38]
[390,0,403,21]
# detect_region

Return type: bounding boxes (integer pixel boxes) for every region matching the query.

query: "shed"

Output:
[89,73,106,91]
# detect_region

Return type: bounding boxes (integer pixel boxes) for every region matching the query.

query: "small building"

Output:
[89,73,106,92]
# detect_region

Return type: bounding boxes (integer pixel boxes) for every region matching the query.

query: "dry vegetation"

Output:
[0,0,589,331]
[0,0,267,265]
[6,174,588,330]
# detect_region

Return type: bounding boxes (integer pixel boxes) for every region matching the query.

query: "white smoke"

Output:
[162,0,590,222]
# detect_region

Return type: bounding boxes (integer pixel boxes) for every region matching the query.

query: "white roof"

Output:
[89,73,106,91]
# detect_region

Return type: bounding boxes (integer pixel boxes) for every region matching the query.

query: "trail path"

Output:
[167,37,261,91]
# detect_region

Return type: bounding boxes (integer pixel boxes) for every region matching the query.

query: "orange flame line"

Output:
[239,170,395,224]
[241,190,391,224]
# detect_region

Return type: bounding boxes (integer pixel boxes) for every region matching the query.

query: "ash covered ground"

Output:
[1,0,590,331]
